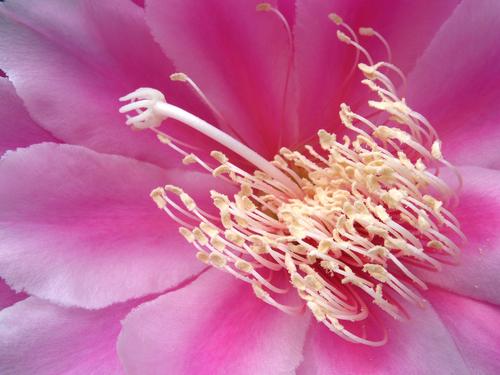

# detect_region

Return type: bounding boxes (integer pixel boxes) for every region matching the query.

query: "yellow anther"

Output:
[252,283,269,300]
[363,264,390,282]
[427,240,445,250]
[240,183,253,197]
[209,252,227,268]
[180,192,196,211]
[200,222,219,238]
[304,274,323,291]
[336,30,351,44]
[164,184,183,195]
[220,208,233,229]
[224,229,245,246]
[256,2,272,12]
[192,228,208,246]
[169,72,188,82]
[210,150,228,164]
[359,27,375,36]
[212,165,231,177]
[367,245,389,258]
[182,153,197,165]
[417,214,431,231]
[291,272,307,291]
[235,259,253,273]
[328,13,343,25]
[211,190,230,209]
[307,301,326,322]
[150,187,166,209]
[156,133,172,144]
[195,251,210,264]
[210,235,226,252]
[423,195,443,214]
[358,63,378,80]
[179,227,195,243]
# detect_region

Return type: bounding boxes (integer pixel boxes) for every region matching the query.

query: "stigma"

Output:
[119,13,464,346]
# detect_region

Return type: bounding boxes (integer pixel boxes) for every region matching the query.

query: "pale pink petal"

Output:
[427,289,500,374]
[0,143,227,308]
[298,301,467,374]
[118,271,310,375]
[0,78,56,155]
[415,167,500,305]
[294,0,459,142]
[0,0,210,169]
[407,0,500,168]
[145,0,297,155]
[0,278,25,310]
[0,297,134,374]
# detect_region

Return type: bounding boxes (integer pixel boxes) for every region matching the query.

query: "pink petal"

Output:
[415,166,500,305]
[0,278,25,310]
[0,297,134,374]
[0,143,226,308]
[294,0,459,142]
[427,289,500,374]
[0,0,210,169]
[145,0,297,155]
[407,0,500,168]
[118,270,310,375]
[298,301,467,374]
[0,78,56,155]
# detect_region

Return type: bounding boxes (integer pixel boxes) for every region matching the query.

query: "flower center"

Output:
[119,10,464,346]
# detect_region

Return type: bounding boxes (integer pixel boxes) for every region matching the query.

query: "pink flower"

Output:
[1,0,500,373]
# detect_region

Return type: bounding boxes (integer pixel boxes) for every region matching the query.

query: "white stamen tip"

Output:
[119,88,167,129]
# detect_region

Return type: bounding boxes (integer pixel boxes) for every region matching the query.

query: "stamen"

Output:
[120,20,465,346]
[359,26,393,62]
[257,3,295,147]
[169,72,246,143]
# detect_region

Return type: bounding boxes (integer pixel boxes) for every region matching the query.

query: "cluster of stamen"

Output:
[119,10,464,346]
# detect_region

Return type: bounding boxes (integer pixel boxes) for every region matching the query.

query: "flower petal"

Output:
[0,297,133,375]
[145,0,297,155]
[298,301,468,375]
[416,166,500,305]
[427,289,500,374]
[293,0,460,142]
[118,270,310,375]
[0,78,56,155]
[0,0,209,169]
[0,278,25,311]
[0,143,226,308]
[407,0,500,168]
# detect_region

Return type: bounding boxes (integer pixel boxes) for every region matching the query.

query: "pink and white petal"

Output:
[415,167,500,305]
[293,0,460,141]
[0,278,25,311]
[118,271,310,375]
[0,297,137,375]
[407,0,500,168]
[298,302,468,375]
[427,289,500,375]
[0,78,56,155]
[145,0,297,156]
[0,143,226,309]
[0,0,209,169]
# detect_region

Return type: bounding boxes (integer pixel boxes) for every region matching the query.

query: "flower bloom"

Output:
[1,0,500,374]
